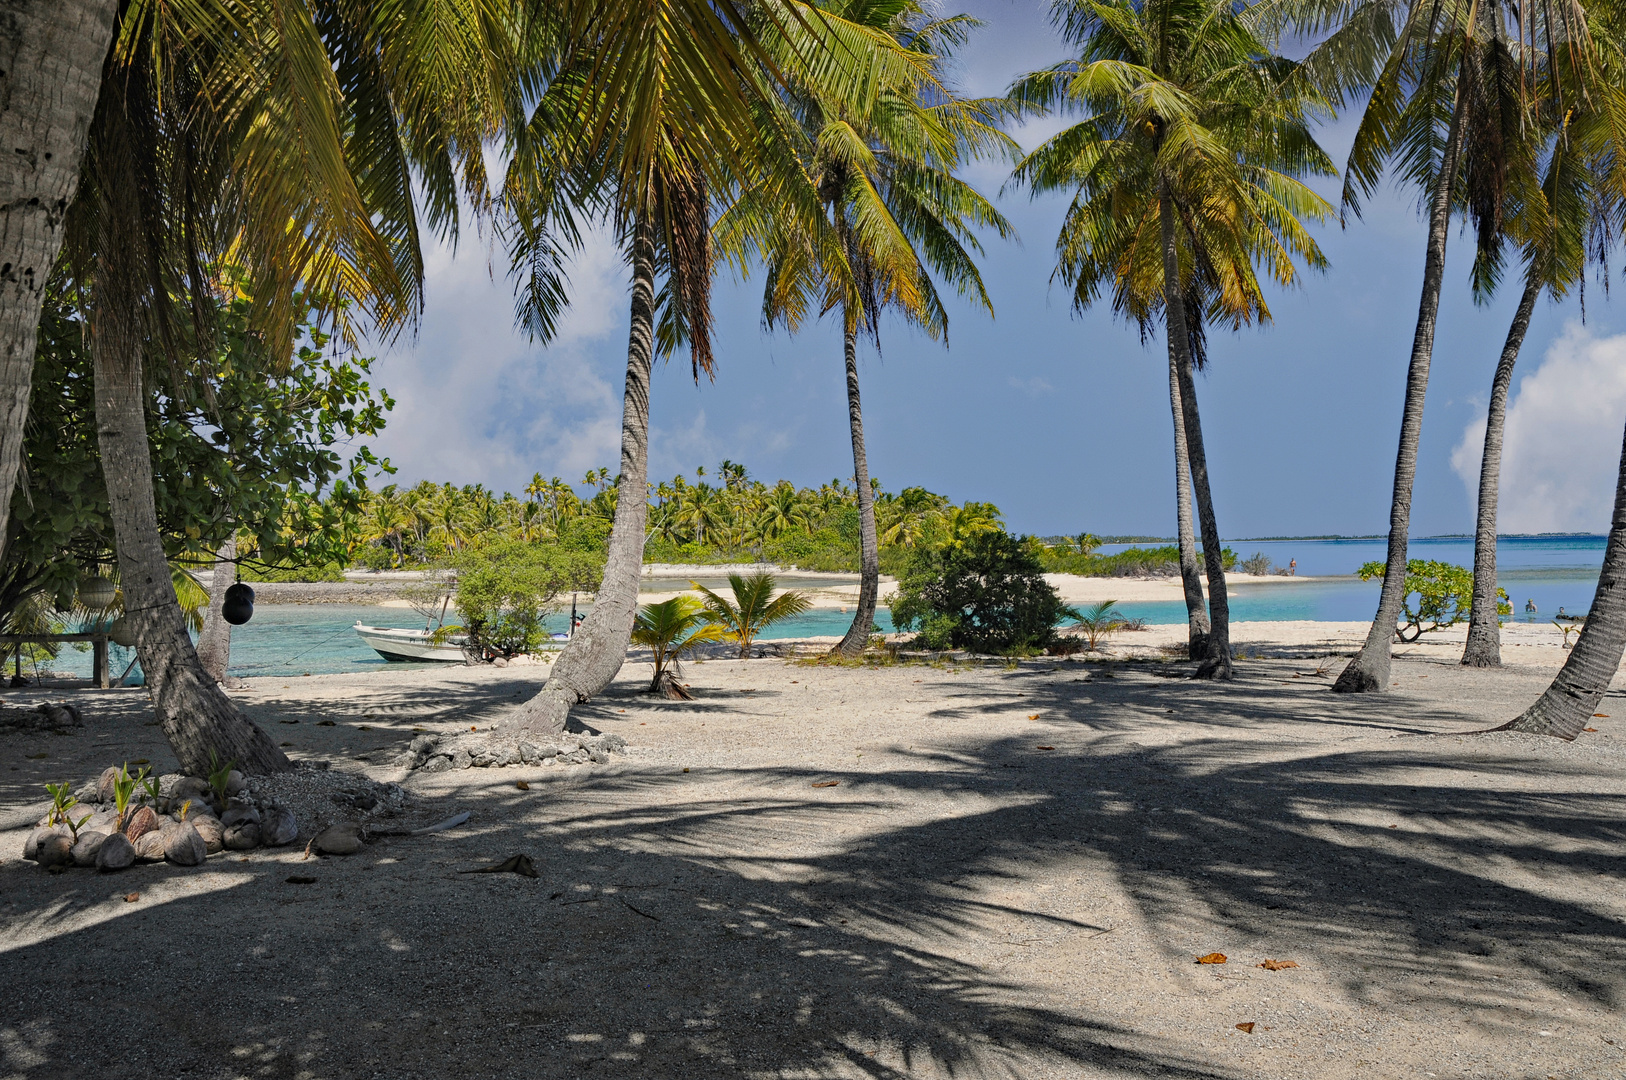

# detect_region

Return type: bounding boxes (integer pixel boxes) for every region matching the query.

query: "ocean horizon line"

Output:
[1058,532,1609,544]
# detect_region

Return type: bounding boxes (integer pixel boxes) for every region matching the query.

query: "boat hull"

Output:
[353,623,468,663]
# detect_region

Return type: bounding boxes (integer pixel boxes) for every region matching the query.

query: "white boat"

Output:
[354,623,469,663]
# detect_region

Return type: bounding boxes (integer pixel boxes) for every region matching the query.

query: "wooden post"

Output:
[92,635,108,688]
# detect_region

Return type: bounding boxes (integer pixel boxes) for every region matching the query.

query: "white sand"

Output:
[1045,571,1329,604]
[4,630,1623,1079]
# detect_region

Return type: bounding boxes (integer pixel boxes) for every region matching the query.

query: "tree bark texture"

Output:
[1169,337,1209,659]
[0,0,118,558]
[1497,412,1626,738]
[835,317,880,657]
[1160,193,1230,679]
[508,219,656,736]
[91,299,288,775]
[1461,275,1540,667]
[1334,87,1469,693]
[195,533,236,685]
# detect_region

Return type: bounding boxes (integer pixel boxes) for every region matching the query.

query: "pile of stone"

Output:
[1,701,84,734]
[404,731,628,772]
[22,766,299,872]
[242,765,408,834]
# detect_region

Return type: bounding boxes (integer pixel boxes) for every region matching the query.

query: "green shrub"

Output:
[355,544,398,571]
[1356,559,1510,642]
[558,516,610,554]
[454,540,603,658]
[1038,543,1237,577]
[891,532,1067,654]
[1240,551,1273,575]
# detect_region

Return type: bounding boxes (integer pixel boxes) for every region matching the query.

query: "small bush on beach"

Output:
[1240,551,1274,575]
[1066,600,1128,650]
[693,572,812,659]
[454,541,603,658]
[891,533,1068,654]
[1356,559,1511,642]
[632,597,726,697]
[1038,543,1237,578]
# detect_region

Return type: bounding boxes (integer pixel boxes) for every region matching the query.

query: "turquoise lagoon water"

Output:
[33,535,1606,680]
[1100,535,1606,627]
[38,602,895,682]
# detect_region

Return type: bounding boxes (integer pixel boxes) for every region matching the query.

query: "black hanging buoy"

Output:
[222,582,255,625]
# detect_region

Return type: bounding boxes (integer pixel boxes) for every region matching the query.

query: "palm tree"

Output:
[58,0,506,774]
[1286,0,1607,691]
[365,492,408,565]
[926,502,1005,550]
[497,1,916,738]
[1459,55,1625,664]
[877,486,948,548]
[631,596,727,697]
[757,482,814,539]
[1496,418,1626,738]
[426,490,471,552]
[724,1,1014,659]
[1066,600,1127,651]
[679,483,728,545]
[1008,0,1335,679]
[1169,358,1210,658]
[195,535,238,684]
[693,572,812,659]
[0,1,119,558]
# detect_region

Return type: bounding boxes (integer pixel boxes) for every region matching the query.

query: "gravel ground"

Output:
[2,648,1625,1079]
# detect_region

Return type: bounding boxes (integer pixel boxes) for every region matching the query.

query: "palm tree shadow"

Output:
[3,656,1620,1077]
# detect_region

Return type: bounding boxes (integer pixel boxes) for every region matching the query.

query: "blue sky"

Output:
[363,0,1626,539]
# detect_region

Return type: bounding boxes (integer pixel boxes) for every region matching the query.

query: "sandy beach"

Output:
[341,565,1336,612]
[4,626,1624,1079]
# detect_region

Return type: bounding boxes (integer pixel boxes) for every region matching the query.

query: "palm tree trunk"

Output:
[508,216,656,737]
[1160,192,1230,679]
[195,533,236,685]
[836,314,880,657]
[1169,337,1209,659]
[0,0,118,557]
[90,297,288,775]
[1334,84,1469,693]
[1495,410,1626,738]
[1462,274,1540,667]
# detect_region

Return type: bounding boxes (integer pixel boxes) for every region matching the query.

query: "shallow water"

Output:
[1095,535,1605,627]
[29,536,1605,681]
[34,602,897,681]
[1100,534,1606,578]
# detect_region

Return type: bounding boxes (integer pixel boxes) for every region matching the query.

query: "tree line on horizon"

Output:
[1,0,1623,771]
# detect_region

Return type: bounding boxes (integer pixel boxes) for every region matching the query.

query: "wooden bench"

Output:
[0,633,113,688]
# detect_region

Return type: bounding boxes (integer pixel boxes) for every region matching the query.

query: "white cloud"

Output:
[1451,325,1626,533]
[1008,374,1053,397]
[363,225,630,494]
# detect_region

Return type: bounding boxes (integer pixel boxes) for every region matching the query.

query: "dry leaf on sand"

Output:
[811,780,840,788]
[123,893,139,902]
[1027,714,1040,720]
[1258,959,1299,970]
[1196,953,1227,964]
[1594,713,1609,718]
[1235,1022,1255,1034]
[459,854,539,878]
[1036,746,1055,751]
[515,780,530,790]
[1584,727,1599,733]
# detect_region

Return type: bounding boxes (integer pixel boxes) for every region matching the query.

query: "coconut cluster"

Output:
[23,766,299,872]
